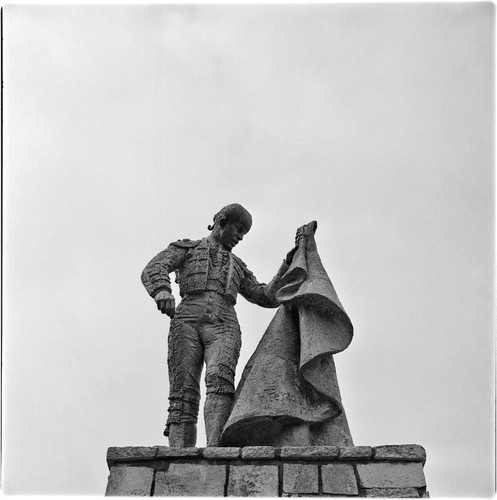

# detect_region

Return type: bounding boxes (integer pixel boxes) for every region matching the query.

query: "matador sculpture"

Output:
[141,204,293,447]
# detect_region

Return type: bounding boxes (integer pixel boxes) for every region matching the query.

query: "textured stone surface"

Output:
[321,463,359,495]
[105,444,429,497]
[339,446,373,459]
[280,445,339,460]
[202,447,240,459]
[357,462,426,488]
[283,463,319,494]
[241,446,276,459]
[228,465,279,496]
[374,445,426,463]
[155,446,201,458]
[107,447,156,466]
[105,466,153,496]
[363,487,422,497]
[154,463,225,496]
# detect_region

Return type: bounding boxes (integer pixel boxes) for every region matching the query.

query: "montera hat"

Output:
[209,203,253,232]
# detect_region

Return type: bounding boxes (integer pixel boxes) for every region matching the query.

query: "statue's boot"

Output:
[168,422,197,448]
[204,393,233,447]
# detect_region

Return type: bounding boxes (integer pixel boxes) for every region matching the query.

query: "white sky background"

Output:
[2,3,494,496]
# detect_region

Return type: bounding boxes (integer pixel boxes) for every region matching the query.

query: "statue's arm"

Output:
[239,260,289,308]
[141,243,188,316]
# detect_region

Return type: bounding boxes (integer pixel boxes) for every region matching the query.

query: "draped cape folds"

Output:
[221,221,354,447]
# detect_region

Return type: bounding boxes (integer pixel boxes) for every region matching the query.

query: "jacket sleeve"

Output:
[239,260,289,308]
[141,243,188,298]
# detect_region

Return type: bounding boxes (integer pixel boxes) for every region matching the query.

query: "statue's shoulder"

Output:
[169,238,202,249]
[232,253,249,272]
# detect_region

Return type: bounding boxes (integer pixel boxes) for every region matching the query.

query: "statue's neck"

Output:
[206,233,231,252]
[207,233,222,247]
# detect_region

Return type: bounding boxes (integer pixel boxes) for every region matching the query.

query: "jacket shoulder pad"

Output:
[170,238,201,249]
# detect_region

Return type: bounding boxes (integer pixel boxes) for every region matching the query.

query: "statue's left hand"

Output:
[295,221,317,244]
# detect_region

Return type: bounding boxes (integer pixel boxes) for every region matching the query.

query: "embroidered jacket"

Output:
[141,238,288,307]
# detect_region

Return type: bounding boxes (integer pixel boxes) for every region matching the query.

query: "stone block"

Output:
[104,443,429,498]
[279,445,339,460]
[154,463,226,496]
[241,446,276,460]
[363,487,421,497]
[356,462,426,488]
[202,447,241,459]
[321,463,359,495]
[105,465,154,496]
[228,465,279,496]
[155,446,201,458]
[373,445,426,464]
[107,447,156,466]
[339,446,373,459]
[283,463,319,494]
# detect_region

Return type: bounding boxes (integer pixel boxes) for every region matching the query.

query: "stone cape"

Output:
[221,221,355,447]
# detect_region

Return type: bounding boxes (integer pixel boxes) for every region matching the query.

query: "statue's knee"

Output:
[205,361,236,392]
[205,371,235,394]
[205,372,220,392]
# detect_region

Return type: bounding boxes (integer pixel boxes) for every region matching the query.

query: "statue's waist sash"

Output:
[182,290,237,306]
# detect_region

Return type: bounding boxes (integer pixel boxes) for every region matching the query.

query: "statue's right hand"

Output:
[154,290,176,318]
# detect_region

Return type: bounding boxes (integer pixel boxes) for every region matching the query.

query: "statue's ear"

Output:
[219,218,228,229]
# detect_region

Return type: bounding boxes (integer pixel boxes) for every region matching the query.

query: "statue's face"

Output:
[219,220,248,251]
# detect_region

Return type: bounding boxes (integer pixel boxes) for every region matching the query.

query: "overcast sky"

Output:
[3,3,494,497]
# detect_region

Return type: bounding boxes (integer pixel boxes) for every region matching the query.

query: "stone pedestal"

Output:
[105,444,429,497]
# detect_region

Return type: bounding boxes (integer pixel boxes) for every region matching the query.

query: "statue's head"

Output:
[208,203,252,251]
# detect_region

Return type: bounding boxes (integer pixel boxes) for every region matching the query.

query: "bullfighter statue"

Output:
[141,203,293,447]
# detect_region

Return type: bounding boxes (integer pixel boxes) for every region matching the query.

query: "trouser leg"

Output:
[168,422,197,448]
[166,318,203,447]
[202,306,241,446]
[204,393,234,447]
